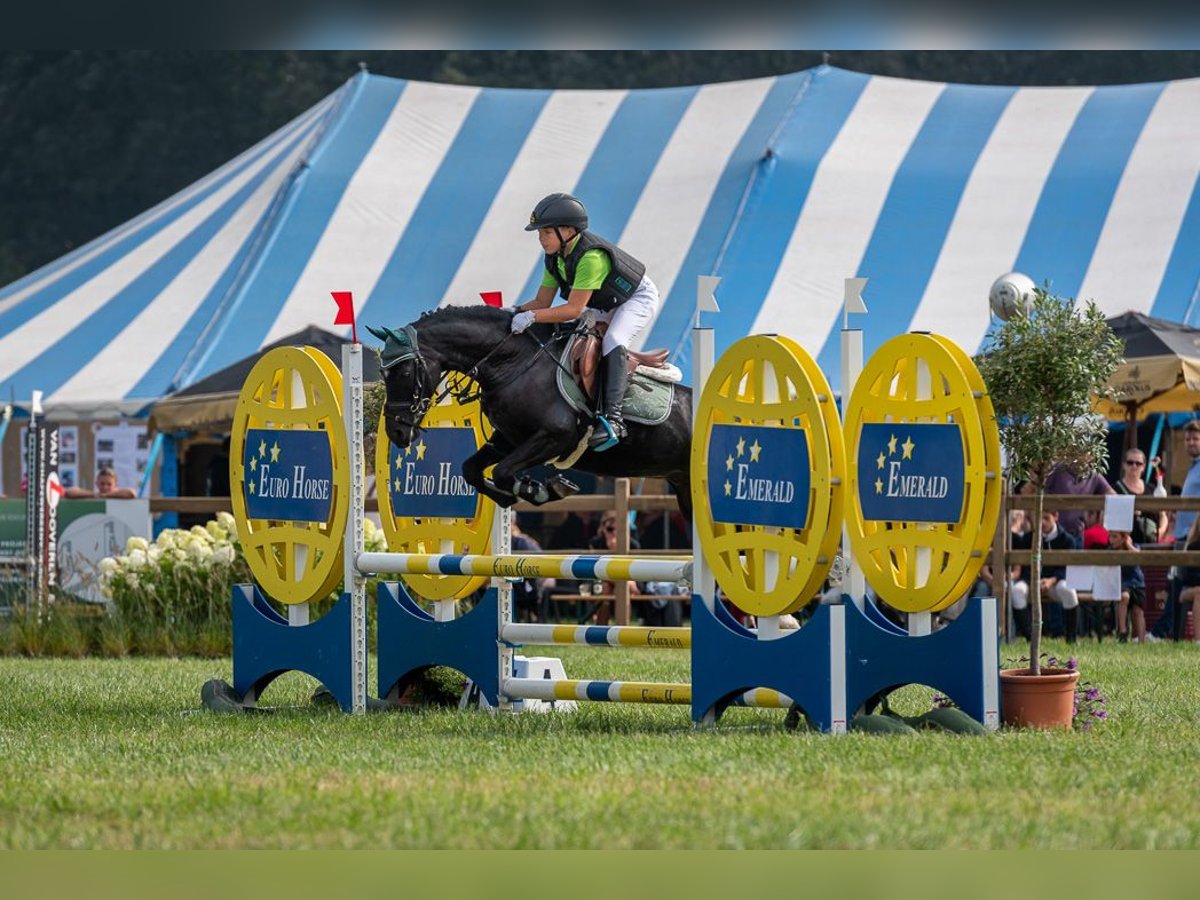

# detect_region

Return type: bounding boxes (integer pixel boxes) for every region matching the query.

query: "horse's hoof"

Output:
[514,477,551,505]
[546,475,580,500]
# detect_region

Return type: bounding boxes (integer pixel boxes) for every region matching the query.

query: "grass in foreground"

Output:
[1,639,1198,848]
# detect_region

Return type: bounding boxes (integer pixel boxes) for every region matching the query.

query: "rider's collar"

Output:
[560,233,582,256]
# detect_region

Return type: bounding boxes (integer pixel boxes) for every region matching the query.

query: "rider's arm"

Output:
[516,284,558,312]
[523,249,607,324]
[531,290,593,324]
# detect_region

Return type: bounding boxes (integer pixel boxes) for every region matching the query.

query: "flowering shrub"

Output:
[100,512,250,642]
[97,512,390,654]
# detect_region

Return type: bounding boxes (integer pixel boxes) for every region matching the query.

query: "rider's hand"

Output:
[511,311,536,333]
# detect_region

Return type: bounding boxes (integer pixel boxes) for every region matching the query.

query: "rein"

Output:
[384,320,590,433]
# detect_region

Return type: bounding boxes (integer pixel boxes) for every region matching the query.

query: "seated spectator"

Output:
[1022,462,1114,542]
[1176,516,1200,645]
[1107,528,1146,643]
[1010,510,1081,643]
[1110,448,1167,546]
[511,520,548,623]
[65,466,136,500]
[587,511,639,626]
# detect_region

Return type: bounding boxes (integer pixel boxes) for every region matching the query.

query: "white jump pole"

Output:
[840,277,868,612]
[342,342,368,714]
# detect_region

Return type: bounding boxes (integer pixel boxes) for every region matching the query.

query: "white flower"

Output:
[127,549,147,569]
[213,544,235,566]
[190,525,213,543]
[189,540,213,562]
[126,536,149,553]
[99,557,119,576]
[217,511,237,534]
[148,546,163,564]
[205,521,226,542]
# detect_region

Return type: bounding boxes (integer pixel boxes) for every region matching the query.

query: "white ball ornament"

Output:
[989,272,1035,321]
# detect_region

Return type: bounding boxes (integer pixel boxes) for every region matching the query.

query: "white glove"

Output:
[511,311,536,334]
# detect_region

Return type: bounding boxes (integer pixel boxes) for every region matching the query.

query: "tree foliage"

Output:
[975,289,1124,672]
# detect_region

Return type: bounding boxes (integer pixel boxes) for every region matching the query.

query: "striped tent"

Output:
[3,64,1199,418]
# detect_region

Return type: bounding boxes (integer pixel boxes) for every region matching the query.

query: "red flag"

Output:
[331,291,357,344]
[480,291,503,308]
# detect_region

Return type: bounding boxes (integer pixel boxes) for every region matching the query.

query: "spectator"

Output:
[65,466,135,500]
[1108,527,1146,643]
[205,436,231,497]
[1023,462,1114,541]
[1110,447,1167,546]
[1010,510,1081,643]
[1175,516,1200,645]
[1152,420,1200,640]
[587,511,639,626]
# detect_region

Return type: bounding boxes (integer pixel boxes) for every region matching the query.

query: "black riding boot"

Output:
[590,346,629,451]
[1064,607,1079,644]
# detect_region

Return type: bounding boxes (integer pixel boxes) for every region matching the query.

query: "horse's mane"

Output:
[415,304,507,325]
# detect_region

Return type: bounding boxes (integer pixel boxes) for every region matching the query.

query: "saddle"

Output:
[567,319,678,403]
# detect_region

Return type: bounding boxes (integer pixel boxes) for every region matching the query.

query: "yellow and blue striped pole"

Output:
[502,623,690,649]
[503,678,794,708]
[357,551,692,584]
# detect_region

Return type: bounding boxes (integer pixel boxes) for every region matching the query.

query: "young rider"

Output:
[508,193,661,451]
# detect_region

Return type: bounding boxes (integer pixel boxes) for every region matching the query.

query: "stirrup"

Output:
[545,474,580,500]
[589,416,622,452]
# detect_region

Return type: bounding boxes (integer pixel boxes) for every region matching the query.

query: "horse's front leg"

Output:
[491,431,574,507]
[462,441,518,508]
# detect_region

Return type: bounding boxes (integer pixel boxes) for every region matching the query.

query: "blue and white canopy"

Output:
[3,64,1199,418]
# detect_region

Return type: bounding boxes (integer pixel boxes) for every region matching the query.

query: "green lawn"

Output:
[1,639,1198,849]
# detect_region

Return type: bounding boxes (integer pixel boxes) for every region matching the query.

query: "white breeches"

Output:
[1009,579,1079,610]
[597,275,660,355]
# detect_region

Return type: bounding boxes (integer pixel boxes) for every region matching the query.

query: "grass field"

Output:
[2,638,1198,849]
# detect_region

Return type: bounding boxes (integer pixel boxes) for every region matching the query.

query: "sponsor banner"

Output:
[857,423,965,523]
[389,428,479,519]
[706,424,810,529]
[242,428,334,523]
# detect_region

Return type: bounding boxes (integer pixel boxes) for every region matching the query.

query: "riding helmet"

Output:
[525,193,588,231]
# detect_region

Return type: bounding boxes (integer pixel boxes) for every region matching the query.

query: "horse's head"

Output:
[368,324,438,448]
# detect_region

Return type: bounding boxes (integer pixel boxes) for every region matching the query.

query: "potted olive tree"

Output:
[975,286,1123,727]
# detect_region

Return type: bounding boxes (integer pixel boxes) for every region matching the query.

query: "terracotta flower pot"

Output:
[999,667,1080,730]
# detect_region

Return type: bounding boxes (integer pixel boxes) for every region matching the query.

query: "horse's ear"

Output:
[365,325,389,343]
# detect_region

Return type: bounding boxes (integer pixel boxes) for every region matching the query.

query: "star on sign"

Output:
[258,439,267,458]
[270,441,281,463]
[415,439,427,461]
[724,480,732,496]
[876,451,885,470]
[902,436,915,460]
[726,454,734,472]
[887,434,898,455]
[248,481,256,495]
[875,478,883,494]
[394,477,402,493]
[749,440,761,463]
[736,436,746,458]
[249,457,257,472]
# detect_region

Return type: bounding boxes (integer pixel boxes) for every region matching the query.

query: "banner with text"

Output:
[389,428,479,519]
[242,429,334,522]
[857,423,965,523]
[706,424,810,529]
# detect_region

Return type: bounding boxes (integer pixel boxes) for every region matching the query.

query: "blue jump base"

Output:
[376,581,501,705]
[844,594,999,726]
[231,583,358,711]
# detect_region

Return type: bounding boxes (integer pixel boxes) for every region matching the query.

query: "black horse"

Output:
[369,306,692,515]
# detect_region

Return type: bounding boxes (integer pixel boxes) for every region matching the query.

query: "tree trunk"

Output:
[1030,489,1044,675]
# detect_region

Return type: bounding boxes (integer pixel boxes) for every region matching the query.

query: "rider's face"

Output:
[538,226,575,255]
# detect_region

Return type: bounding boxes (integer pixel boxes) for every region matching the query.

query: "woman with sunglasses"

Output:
[1111,449,1168,546]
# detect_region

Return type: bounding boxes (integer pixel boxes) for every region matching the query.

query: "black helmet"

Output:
[525,193,588,231]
